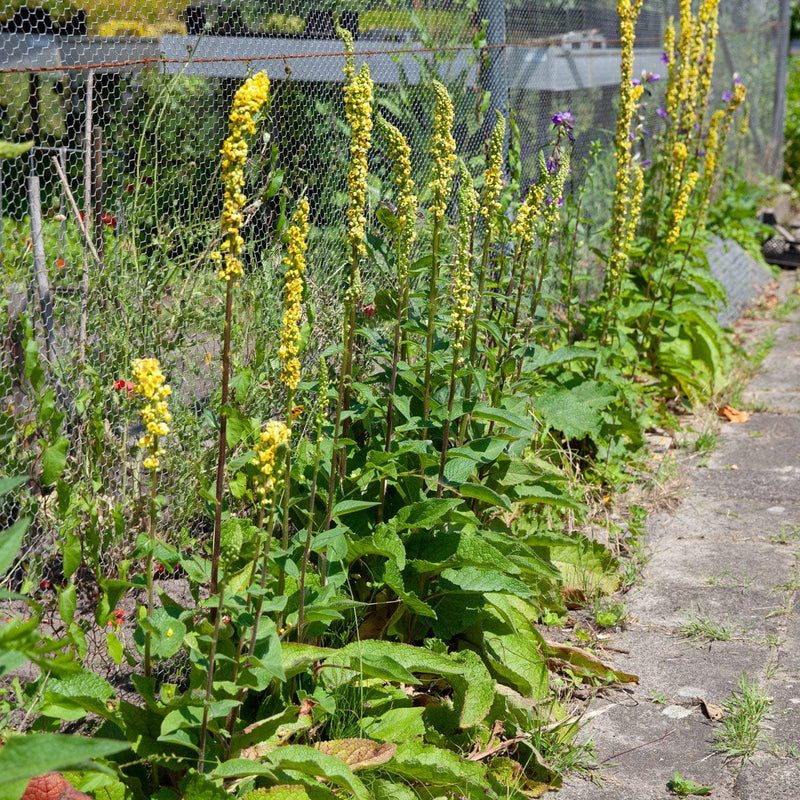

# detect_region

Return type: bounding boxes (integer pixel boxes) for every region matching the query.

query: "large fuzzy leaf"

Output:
[384,740,486,785]
[0,735,128,800]
[312,739,396,770]
[265,745,369,800]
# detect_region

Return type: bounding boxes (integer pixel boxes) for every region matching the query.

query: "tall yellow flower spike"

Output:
[428,81,456,221]
[212,72,271,283]
[376,115,417,284]
[132,357,171,470]
[341,30,374,258]
[279,198,310,392]
[480,111,506,231]
[606,0,643,303]
[666,171,699,247]
[450,160,478,351]
[252,420,291,504]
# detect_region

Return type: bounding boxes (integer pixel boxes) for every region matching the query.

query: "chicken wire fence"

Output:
[0,0,789,593]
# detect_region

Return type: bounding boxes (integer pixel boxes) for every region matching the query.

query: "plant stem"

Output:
[423,212,441,418]
[197,581,226,773]
[211,281,233,595]
[461,234,493,411]
[436,348,460,497]
[277,390,294,628]
[379,267,407,522]
[297,433,322,641]
[224,503,266,745]
[143,461,157,679]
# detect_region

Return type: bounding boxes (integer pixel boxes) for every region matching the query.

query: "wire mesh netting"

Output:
[0,0,788,605]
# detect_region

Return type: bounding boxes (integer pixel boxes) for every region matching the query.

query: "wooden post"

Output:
[92,126,104,265]
[79,68,94,368]
[28,176,54,362]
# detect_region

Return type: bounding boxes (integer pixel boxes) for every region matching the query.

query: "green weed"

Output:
[712,674,772,763]
[667,771,713,796]
[679,608,735,643]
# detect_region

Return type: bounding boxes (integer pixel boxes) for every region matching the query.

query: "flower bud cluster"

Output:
[279,198,310,392]
[377,115,417,282]
[666,170,699,246]
[450,160,478,349]
[428,81,456,222]
[212,72,271,283]
[606,0,644,301]
[342,31,374,258]
[132,357,171,470]
[480,111,506,230]
[252,420,291,504]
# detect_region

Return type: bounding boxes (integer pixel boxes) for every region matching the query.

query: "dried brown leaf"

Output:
[312,738,396,770]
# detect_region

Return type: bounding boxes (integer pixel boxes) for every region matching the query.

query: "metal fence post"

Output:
[772,0,791,176]
[479,0,509,154]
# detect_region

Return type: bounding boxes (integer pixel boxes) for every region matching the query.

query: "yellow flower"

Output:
[480,111,506,231]
[279,198,310,392]
[252,420,291,504]
[450,160,478,350]
[132,357,171,471]
[212,72,271,282]
[606,0,643,303]
[376,115,417,284]
[666,170,699,246]
[342,31,374,258]
[428,81,456,221]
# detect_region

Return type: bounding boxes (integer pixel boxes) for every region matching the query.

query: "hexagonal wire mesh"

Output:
[0,0,787,604]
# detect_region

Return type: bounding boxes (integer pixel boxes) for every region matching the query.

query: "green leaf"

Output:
[667,771,713,797]
[534,381,616,442]
[439,567,531,599]
[477,594,550,699]
[443,455,476,484]
[179,769,230,800]
[362,707,426,742]
[384,740,485,785]
[0,518,29,576]
[332,500,379,516]
[61,532,81,581]
[394,498,461,530]
[41,436,69,486]
[542,640,638,684]
[471,403,534,432]
[449,649,495,728]
[370,778,417,800]
[281,643,334,679]
[0,735,128,799]
[529,344,596,369]
[266,745,370,800]
[0,477,26,496]
[458,483,512,511]
[58,584,77,626]
[376,204,400,234]
[210,759,278,780]
[106,629,124,665]
[448,437,508,463]
[0,140,33,160]
[135,609,186,659]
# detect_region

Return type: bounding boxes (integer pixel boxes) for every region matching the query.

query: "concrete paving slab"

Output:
[557,275,800,799]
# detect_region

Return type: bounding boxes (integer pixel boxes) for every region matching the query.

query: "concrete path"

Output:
[559,274,800,800]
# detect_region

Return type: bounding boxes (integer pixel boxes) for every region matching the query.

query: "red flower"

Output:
[362,302,376,319]
[56,257,65,269]
[102,213,117,229]
[107,608,124,627]
[39,579,51,590]
[125,183,135,194]
[113,380,135,396]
